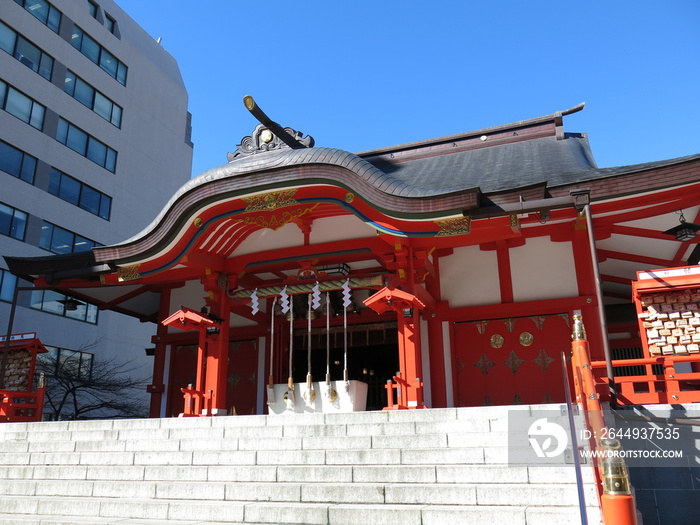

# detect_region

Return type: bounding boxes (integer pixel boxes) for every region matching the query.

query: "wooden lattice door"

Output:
[454,314,570,407]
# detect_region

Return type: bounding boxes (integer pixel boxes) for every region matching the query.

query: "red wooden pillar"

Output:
[421,248,446,408]
[365,287,427,409]
[203,291,230,415]
[148,287,172,417]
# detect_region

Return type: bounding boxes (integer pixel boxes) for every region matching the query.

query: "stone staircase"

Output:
[0,405,601,525]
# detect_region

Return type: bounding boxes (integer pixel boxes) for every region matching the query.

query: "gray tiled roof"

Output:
[365,133,599,195]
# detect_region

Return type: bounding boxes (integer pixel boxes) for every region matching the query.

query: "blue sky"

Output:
[116,1,700,179]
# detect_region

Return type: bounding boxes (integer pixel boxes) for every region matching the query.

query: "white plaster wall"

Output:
[439,246,500,307]
[234,223,304,256]
[510,237,578,302]
[167,280,205,332]
[310,216,377,244]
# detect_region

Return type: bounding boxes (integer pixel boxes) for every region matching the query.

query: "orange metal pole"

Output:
[571,312,638,525]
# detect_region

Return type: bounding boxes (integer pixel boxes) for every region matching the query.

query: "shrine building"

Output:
[5,100,700,418]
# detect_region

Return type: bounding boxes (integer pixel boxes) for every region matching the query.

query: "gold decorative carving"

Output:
[234,203,319,231]
[509,214,521,232]
[503,350,525,374]
[475,320,489,335]
[455,357,468,374]
[474,353,496,376]
[242,189,299,212]
[519,331,534,346]
[504,318,517,333]
[193,217,203,228]
[344,192,355,203]
[117,265,141,282]
[532,349,555,372]
[490,334,505,349]
[435,217,471,236]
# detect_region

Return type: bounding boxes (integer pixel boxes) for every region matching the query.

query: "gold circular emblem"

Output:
[519,332,534,346]
[490,334,504,348]
[345,192,355,203]
[193,217,203,228]
[260,129,273,143]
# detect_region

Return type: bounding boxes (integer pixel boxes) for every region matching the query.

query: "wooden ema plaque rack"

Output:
[633,266,700,357]
[620,266,700,405]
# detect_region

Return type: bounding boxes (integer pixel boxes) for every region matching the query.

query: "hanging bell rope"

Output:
[285,293,295,408]
[266,296,277,405]
[304,293,316,403]
[342,279,351,389]
[325,291,338,402]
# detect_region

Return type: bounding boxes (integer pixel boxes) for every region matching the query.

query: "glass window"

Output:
[73,234,93,252]
[105,15,115,34]
[11,209,27,240]
[16,0,61,33]
[99,49,117,78]
[48,168,61,195]
[79,185,99,215]
[38,52,53,80]
[0,21,17,55]
[98,194,111,220]
[5,87,33,123]
[105,147,117,172]
[71,25,127,85]
[70,26,83,49]
[93,92,111,121]
[116,62,127,85]
[65,302,88,321]
[63,71,76,96]
[15,36,41,71]
[29,103,44,129]
[0,140,36,183]
[0,204,27,241]
[86,138,107,166]
[85,303,98,324]
[111,104,122,127]
[0,203,12,236]
[51,226,74,254]
[59,174,80,204]
[56,119,117,171]
[19,153,35,183]
[73,77,94,107]
[0,269,17,303]
[26,0,50,25]
[87,0,98,18]
[0,141,22,177]
[39,223,52,251]
[40,290,65,315]
[46,4,61,32]
[65,125,88,154]
[2,86,44,130]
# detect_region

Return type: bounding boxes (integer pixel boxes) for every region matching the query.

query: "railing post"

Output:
[600,438,637,525]
[663,358,681,403]
[571,311,638,525]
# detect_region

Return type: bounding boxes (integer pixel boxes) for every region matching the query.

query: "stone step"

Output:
[0,496,599,525]
[0,461,597,484]
[0,404,601,524]
[0,479,598,505]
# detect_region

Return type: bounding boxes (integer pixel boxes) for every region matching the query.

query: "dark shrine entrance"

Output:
[292,322,399,411]
[167,340,258,417]
[454,314,570,407]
